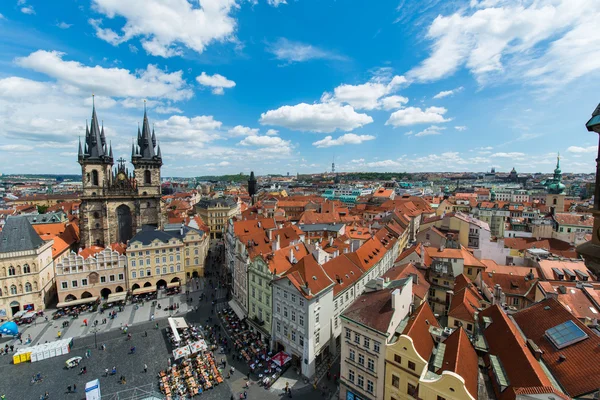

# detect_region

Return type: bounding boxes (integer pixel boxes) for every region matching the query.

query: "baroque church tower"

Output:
[79,101,163,248]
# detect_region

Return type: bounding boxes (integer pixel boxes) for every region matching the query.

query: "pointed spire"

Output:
[137,123,142,146]
[152,124,157,147]
[78,137,83,160]
[131,139,135,160]
[85,119,89,138]
[157,143,162,158]
[86,97,106,159]
[100,120,106,146]
[109,141,113,159]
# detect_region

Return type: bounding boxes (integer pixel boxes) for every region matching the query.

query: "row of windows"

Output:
[276,304,304,326]
[348,349,375,372]
[131,265,181,278]
[275,321,304,346]
[250,304,271,323]
[0,282,37,296]
[392,354,415,371]
[389,373,423,399]
[1,264,33,277]
[344,328,381,353]
[276,287,305,306]
[347,370,374,394]
[251,288,271,306]
[60,274,124,289]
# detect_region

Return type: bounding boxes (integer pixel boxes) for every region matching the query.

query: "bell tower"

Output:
[131,103,162,196]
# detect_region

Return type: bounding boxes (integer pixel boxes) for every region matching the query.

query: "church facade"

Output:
[78,104,163,248]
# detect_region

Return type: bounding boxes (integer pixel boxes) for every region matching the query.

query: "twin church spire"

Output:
[78,98,162,166]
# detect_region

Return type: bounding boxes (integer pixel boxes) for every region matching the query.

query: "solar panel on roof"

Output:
[545,320,588,349]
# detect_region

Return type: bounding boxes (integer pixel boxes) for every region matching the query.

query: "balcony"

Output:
[252,316,265,326]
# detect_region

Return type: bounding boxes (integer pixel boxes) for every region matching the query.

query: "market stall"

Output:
[54,297,99,318]
[131,287,157,303]
[166,282,181,296]
[106,292,127,307]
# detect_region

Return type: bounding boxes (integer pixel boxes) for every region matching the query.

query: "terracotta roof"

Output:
[298,210,341,224]
[503,237,578,258]
[512,298,600,398]
[448,275,485,323]
[373,188,394,198]
[437,328,479,399]
[478,305,553,400]
[265,243,309,275]
[512,387,570,400]
[345,236,387,273]
[79,246,105,259]
[424,246,485,268]
[482,272,537,300]
[281,254,334,299]
[554,212,594,227]
[382,263,430,302]
[322,254,363,297]
[401,302,440,360]
[481,259,539,278]
[536,259,595,281]
[395,244,433,267]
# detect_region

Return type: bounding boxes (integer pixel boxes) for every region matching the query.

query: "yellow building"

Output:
[0,217,56,319]
[196,198,240,239]
[384,302,478,400]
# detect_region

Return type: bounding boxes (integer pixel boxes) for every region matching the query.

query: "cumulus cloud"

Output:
[154,106,183,114]
[228,125,258,136]
[433,86,463,99]
[386,106,450,127]
[321,75,408,110]
[267,0,287,6]
[407,0,600,86]
[16,50,193,101]
[265,129,279,136]
[266,38,347,63]
[21,6,35,14]
[196,72,236,95]
[312,133,375,148]
[0,144,33,152]
[567,145,598,153]
[154,115,223,143]
[56,22,72,29]
[455,126,467,131]
[414,126,446,137]
[490,152,526,158]
[238,135,292,154]
[90,0,238,57]
[259,102,373,133]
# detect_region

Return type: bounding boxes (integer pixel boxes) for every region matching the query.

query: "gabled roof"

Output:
[478,305,553,400]
[281,254,334,299]
[401,301,440,360]
[322,254,364,297]
[395,243,433,267]
[0,216,45,252]
[481,272,537,300]
[448,275,485,323]
[512,298,600,398]
[382,262,430,301]
[437,328,479,399]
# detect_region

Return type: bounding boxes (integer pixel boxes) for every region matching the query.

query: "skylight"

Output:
[545,320,588,349]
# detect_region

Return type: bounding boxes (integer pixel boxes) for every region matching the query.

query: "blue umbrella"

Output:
[0,321,18,336]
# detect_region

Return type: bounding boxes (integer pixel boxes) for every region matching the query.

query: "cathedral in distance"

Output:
[78,102,163,248]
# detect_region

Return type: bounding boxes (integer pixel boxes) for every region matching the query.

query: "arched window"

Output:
[23,264,30,274]
[8,266,15,276]
[176,264,181,272]
[144,170,151,185]
[169,265,174,273]
[132,271,137,279]
[195,258,199,265]
[155,268,160,276]
[25,282,32,293]
[92,170,99,186]
[162,267,167,274]
[146,269,151,276]
[94,212,100,219]
[553,198,557,205]
[10,285,17,295]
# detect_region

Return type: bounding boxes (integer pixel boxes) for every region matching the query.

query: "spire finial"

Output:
[92,93,95,108]
[144,99,147,113]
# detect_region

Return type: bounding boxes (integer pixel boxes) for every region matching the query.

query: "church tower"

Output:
[79,101,162,248]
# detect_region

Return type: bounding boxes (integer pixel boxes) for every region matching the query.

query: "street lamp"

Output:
[92,327,99,349]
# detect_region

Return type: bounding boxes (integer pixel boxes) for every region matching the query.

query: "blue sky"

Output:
[0,0,599,177]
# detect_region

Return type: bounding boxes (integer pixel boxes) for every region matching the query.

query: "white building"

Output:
[339,278,413,400]
[271,253,335,378]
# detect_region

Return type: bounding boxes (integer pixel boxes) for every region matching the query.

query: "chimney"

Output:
[411,272,418,285]
[272,234,281,252]
[180,223,184,236]
[290,247,296,264]
[375,277,385,290]
[268,229,272,240]
[391,288,401,311]
[526,339,543,361]
[329,237,334,247]
[420,243,425,265]
[493,284,503,304]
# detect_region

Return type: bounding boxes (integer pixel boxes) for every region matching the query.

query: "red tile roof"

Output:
[553,212,594,227]
[322,254,363,297]
[401,302,440,361]
[281,254,334,299]
[343,285,409,334]
[382,263,430,302]
[481,272,537,301]
[479,305,553,400]
[448,275,485,323]
[437,328,479,399]
[512,298,600,398]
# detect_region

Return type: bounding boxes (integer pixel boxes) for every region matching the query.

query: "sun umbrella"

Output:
[0,321,19,336]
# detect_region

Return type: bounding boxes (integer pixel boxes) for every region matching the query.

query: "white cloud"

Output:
[228,125,258,136]
[265,129,279,136]
[196,72,236,95]
[404,131,414,136]
[351,158,365,163]
[414,125,446,137]
[0,144,33,152]
[260,102,373,133]
[490,152,526,158]
[90,0,238,57]
[267,0,287,6]
[321,75,407,110]
[567,145,598,153]
[366,160,401,168]
[433,86,463,99]
[56,22,72,29]
[408,0,600,86]
[455,126,467,131]
[238,135,292,154]
[266,38,346,63]
[21,6,35,15]
[380,95,409,110]
[312,133,376,148]
[128,44,138,53]
[155,115,223,143]
[16,50,192,101]
[154,106,183,114]
[386,106,450,127]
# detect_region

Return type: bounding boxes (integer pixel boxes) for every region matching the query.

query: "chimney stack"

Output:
[391,288,401,311]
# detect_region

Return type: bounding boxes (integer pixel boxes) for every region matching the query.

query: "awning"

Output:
[132,287,157,296]
[168,317,188,343]
[228,299,246,320]
[56,296,99,308]
[167,282,181,289]
[22,312,37,319]
[173,346,191,360]
[271,351,292,367]
[107,292,127,303]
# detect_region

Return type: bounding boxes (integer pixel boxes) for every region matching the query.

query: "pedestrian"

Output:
[9,345,14,352]
[67,385,71,393]
[105,368,109,377]
[144,331,148,337]
[289,388,293,398]
[144,364,148,373]
[73,384,76,393]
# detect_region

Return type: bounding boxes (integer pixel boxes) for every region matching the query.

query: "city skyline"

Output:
[0,0,599,177]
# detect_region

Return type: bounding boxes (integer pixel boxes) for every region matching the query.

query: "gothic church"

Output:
[78,103,163,248]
